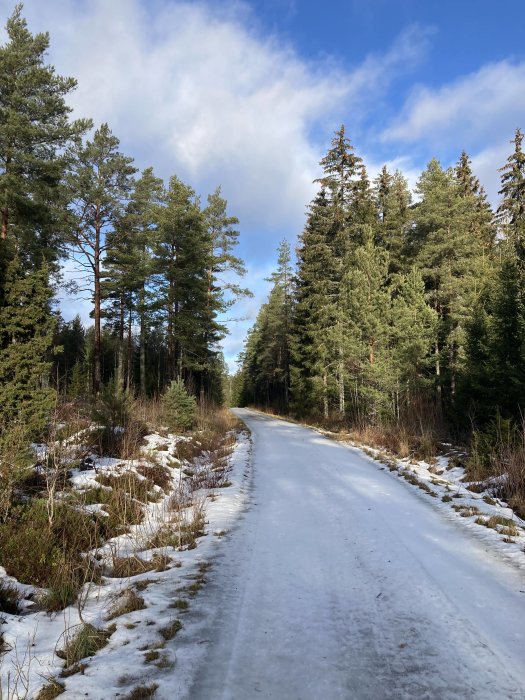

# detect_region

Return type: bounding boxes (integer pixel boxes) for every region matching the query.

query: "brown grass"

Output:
[35,680,66,700]
[106,589,146,620]
[123,684,158,700]
[56,623,113,668]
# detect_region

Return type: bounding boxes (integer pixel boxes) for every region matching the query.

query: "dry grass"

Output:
[106,589,146,620]
[149,504,206,551]
[108,555,156,579]
[0,580,22,614]
[159,619,182,641]
[123,684,158,700]
[453,505,480,517]
[56,623,113,668]
[35,680,66,699]
[136,462,172,491]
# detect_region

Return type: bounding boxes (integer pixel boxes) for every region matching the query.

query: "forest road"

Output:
[186,409,525,700]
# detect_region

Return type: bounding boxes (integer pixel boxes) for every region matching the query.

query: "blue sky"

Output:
[5,0,525,370]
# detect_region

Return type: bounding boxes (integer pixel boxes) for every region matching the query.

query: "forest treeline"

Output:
[0,6,248,442]
[235,123,525,510]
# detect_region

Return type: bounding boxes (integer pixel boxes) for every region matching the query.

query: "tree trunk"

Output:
[323,371,329,419]
[116,297,125,390]
[139,286,147,396]
[1,206,8,240]
[435,339,442,414]
[127,306,133,390]
[93,225,102,394]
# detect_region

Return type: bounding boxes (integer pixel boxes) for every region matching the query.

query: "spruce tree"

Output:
[292,189,340,417]
[263,240,293,409]
[390,268,438,418]
[373,168,412,276]
[342,227,392,421]
[412,158,489,410]
[498,129,525,261]
[0,257,56,437]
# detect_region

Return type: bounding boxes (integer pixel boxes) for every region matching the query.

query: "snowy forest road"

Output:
[186,409,525,699]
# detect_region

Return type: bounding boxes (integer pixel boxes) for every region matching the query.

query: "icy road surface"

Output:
[187,409,525,699]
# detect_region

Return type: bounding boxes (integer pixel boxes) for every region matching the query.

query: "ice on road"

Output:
[187,409,525,699]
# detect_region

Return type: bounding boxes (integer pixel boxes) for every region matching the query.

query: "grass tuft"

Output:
[35,680,66,700]
[56,623,112,668]
[124,683,158,699]
[159,619,182,640]
[106,589,146,620]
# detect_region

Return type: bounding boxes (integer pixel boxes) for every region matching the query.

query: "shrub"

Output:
[91,380,147,457]
[0,499,102,606]
[162,380,197,432]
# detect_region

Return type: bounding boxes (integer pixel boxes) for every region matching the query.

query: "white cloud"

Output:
[17,2,430,241]
[19,0,340,236]
[382,60,525,148]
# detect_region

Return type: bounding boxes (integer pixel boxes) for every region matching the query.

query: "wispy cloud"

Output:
[382,60,525,149]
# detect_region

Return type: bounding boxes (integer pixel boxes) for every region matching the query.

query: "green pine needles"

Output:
[162,379,197,432]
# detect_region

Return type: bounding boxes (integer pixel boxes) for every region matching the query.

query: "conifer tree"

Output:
[66,124,136,393]
[202,186,250,398]
[292,189,339,417]
[0,5,89,266]
[125,168,165,395]
[390,268,438,417]
[53,314,86,394]
[412,158,488,410]
[264,240,293,408]
[154,176,212,386]
[373,168,412,276]
[342,227,392,420]
[0,257,56,436]
[498,129,525,260]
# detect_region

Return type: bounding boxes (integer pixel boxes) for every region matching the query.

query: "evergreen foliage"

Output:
[237,123,523,445]
[162,379,197,431]
[0,257,56,437]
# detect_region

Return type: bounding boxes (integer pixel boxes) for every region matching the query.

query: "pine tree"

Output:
[154,176,212,387]
[66,124,136,393]
[0,5,89,266]
[202,186,250,398]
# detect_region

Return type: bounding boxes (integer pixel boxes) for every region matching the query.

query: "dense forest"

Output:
[0,6,248,445]
[235,124,525,513]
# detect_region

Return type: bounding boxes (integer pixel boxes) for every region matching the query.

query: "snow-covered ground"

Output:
[186,409,525,699]
[3,408,525,699]
[0,425,251,700]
